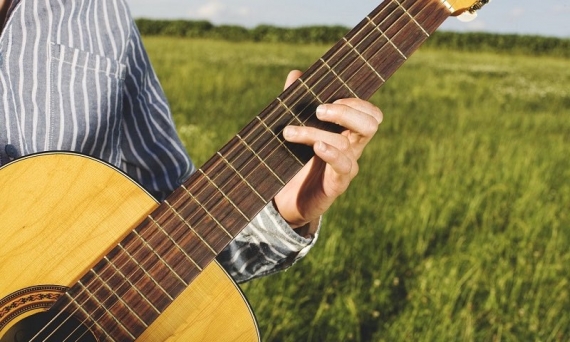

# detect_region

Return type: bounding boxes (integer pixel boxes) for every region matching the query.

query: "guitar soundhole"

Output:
[1,311,97,342]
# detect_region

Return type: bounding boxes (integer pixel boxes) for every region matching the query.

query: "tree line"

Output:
[135,19,570,58]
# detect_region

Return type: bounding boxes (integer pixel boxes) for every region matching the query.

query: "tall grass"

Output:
[144,37,570,341]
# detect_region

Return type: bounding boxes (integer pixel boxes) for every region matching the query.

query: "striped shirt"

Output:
[0,0,318,283]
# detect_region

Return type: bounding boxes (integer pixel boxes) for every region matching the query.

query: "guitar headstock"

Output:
[446,0,491,21]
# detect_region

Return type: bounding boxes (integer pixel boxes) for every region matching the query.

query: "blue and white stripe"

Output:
[0,0,317,283]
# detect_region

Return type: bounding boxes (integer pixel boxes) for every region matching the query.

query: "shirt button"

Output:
[5,144,19,159]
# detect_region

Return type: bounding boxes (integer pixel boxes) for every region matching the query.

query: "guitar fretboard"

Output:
[49,0,451,340]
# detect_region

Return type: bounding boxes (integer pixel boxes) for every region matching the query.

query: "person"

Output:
[0,0,381,283]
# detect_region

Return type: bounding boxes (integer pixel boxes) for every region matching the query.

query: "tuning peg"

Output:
[456,0,492,22]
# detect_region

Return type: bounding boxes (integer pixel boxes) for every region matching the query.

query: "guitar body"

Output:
[0,153,259,341]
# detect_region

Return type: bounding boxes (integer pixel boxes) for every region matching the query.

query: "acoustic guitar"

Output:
[0,0,489,340]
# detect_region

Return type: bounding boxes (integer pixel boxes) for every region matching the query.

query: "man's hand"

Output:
[274,70,383,230]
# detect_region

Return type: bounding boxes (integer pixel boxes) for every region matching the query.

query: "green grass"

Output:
[143,37,570,341]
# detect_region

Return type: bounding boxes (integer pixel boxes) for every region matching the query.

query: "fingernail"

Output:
[283,126,296,138]
[316,105,327,119]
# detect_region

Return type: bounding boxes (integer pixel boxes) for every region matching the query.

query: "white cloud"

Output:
[188,1,227,19]
[186,1,252,21]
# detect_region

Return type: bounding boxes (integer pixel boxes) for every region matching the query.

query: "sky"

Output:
[126,0,570,38]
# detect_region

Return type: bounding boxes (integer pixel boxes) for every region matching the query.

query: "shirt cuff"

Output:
[216,202,321,283]
[264,200,321,260]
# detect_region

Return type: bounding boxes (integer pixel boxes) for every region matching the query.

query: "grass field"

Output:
[143,37,570,341]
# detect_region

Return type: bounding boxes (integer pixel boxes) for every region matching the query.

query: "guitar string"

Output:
[35,1,428,340]
[79,8,430,342]
[131,0,434,284]
[50,1,400,334]
[57,1,435,340]
[38,224,196,341]
[33,1,441,340]
[147,0,424,258]
[29,228,191,339]
[191,0,434,204]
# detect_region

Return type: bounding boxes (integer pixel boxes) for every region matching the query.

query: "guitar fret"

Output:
[319,2,398,96]
[257,102,314,144]
[142,219,204,272]
[319,58,360,98]
[218,133,300,201]
[63,265,144,340]
[114,242,174,319]
[89,268,153,328]
[119,228,200,304]
[170,190,222,245]
[297,77,325,104]
[140,199,218,268]
[255,109,296,150]
[197,168,251,223]
[269,83,320,124]
[260,107,305,166]
[89,267,151,327]
[330,48,378,89]
[365,16,408,60]
[341,37,387,82]
[195,153,269,225]
[62,292,113,341]
[275,98,305,125]
[236,134,286,185]
[270,98,323,164]
[167,194,231,241]
[100,256,162,316]
[415,0,451,33]
[116,243,177,300]
[216,151,267,203]
[292,58,348,103]
[79,269,146,336]
[124,219,206,302]
[132,227,190,287]
[178,185,233,252]
[393,0,429,37]
[75,280,136,340]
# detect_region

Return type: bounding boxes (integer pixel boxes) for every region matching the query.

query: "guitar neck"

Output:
[56,0,452,339]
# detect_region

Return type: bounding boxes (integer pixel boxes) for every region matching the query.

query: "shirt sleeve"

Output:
[120,26,195,200]
[120,20,320,283]
[217,203,321,283]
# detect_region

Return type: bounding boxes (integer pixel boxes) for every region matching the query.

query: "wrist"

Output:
[271,199,307,228]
